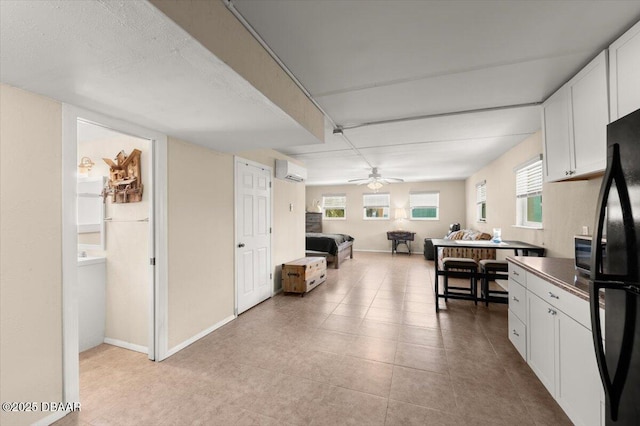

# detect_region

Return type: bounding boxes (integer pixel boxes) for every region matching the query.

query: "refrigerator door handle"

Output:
[591,146,614,281]
[590,281,638,421]
[590,281,614,416]
[591,143,638,282]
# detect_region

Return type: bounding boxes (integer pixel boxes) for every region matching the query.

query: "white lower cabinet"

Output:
[508,262,604,426]
[508,310,527,360]
[556,310,603,426]
[526,292,557,396]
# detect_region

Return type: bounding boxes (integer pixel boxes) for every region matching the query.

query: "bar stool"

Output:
[479,259,509,306]
[442,257,479,305]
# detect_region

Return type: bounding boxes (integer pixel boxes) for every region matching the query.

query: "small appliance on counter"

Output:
[574,235,606,276]
[589,107,640,426]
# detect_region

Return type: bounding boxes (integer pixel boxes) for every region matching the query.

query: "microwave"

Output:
[574,235,606,275]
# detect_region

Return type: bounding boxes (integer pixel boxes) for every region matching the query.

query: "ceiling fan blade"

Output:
[384,177,404,183]
[347,178,369,183]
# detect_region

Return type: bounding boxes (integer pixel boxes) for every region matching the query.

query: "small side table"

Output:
[387,231,416,255]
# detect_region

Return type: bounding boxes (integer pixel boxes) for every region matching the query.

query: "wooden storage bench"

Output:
[282,257,327,295]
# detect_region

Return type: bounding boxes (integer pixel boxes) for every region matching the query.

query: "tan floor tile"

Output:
[358,319,401,340]
[307,329,356,355]
[453,379,533,424]
[331,303,370,318]
[402,300,434,314]
[394,342,448,374]
[370,297,404,311]
[330,355,394,397]
[311,386,389,426]
[403,291,433,304]
[366,307,404,324]
[402,311,439,328]
[281,349,343,384]
[346,335,398,363]
[389,366,458,412]
[375,290,406,300]
[342,294,376,307]
[398,325,443,348]
[320,313,363,333]
[385,399,463,425]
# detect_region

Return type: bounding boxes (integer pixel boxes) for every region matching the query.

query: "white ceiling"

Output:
[2,1,640,186]
[232,0,640,185]
[0,0,320,152]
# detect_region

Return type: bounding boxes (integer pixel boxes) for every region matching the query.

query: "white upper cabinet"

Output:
[542,86,572,182]
[542,51,609,182]
[569,51,609,177]
[609,20,640,121]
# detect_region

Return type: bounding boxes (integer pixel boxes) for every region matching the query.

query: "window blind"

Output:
[476,182,486,203]
[410,192,439,207]
[516,160,543,198]
[322,195,346,207]
[363,193,389,207]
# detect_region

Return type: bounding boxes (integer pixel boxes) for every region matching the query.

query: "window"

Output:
[363,193,390,219]
[322,194,346,219]
[410,192,439,220]
[515,157,543,228]
[476,181,487,222]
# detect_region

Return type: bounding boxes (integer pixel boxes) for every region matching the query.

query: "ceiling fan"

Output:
[348,167,404,191]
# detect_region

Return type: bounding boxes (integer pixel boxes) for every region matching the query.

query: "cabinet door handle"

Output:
[512,296,520,302]
[513,271,519,276]
[238,243,245,248]
[548,308,557,315]
[565,170,570,176]
[548,292,559,299]
[512,329,520,337]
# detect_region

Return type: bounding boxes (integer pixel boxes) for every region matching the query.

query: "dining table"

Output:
[430,238,546,312]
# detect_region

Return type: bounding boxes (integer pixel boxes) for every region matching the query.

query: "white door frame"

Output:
[234,157,274,315]
[61,104,168,405]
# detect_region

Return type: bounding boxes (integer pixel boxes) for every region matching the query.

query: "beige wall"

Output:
[306,181,467,253]
[235,149,306,291]
[464,131,602,258]
[0,84,63,425]
[167,137,235,348]
[150,0,324,142]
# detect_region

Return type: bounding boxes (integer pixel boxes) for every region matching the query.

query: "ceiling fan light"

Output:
[367,181,384,190]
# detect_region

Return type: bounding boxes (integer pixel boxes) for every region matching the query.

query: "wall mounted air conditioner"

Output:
[275,159,307,183]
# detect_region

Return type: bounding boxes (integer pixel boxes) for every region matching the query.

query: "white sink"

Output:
[77,255,106,266]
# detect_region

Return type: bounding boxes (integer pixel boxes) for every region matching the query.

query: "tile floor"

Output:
[55,252,572,425]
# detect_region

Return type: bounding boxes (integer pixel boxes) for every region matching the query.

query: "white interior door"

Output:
[236,159,272,314]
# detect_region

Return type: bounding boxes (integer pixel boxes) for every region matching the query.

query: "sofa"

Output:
[436,228,496,268]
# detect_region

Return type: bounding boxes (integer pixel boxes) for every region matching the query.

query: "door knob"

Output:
[238,243,245,248]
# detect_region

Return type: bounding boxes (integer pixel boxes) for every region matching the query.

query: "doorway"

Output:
[62,105,168,405]
[235,158,272,314]
[76,120,153,355]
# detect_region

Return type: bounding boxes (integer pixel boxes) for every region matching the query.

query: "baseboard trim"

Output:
[164,314,236,360]
[103,338,148,354]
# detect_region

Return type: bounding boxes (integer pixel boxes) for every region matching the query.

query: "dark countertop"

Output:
[507,256,605,309]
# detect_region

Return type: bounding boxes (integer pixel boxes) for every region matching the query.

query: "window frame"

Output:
[515,156,543,229]
[322,194,347,220]
[409,191,440,221]
[476,181,487,223]
[362,192,390,220]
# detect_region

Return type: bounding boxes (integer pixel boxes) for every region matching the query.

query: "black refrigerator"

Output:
[590,107,640,425]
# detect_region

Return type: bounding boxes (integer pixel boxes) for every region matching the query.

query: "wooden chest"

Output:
[282,257,327,294]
